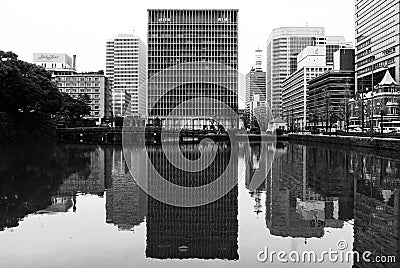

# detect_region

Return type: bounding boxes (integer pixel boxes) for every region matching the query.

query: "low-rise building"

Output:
[307,71,355,130]
[349,70,400,131]
[55,72,112,122]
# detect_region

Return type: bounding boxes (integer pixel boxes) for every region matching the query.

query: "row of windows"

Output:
[356,0,391,23]
[357,12,395,41]
[356,6,396,34]
[55,77,100,82]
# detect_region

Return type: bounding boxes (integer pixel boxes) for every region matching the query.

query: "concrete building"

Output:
[106,33,147,118]
[266,27,351,119]
[147,9,238,129]
[54,72,112,121]
[355,0,400,92]
[245,68,266,115]
[33,53,112,122]
[282,46,332,130]
[307,48,355,131]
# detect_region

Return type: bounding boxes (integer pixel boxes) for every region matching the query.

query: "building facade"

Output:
[147,9,238,129]
[54,72,112,121]
[33,53,112,122]
[349,70,400,130]
[282,46,332,130]
[33,53,76,75]
[106,33,147,117]
[355,0,400,92]
[266,27,351,119]
[245,68,266,115]
[307,70,355,131]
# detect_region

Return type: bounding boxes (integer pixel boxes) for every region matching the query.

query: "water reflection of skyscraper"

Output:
[245,142,285,215]
[105,146,147,231]
[145,143,238,260]
[265,143,351,238]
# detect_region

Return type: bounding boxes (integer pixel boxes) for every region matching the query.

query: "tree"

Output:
[54,94,91,127]
[78,93,91,105]
[0,51,63,114]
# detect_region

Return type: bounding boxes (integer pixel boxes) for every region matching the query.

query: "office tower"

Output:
[245,49,267,116]
[266,27,351,119]
[267,27,326,118]
[282,46,332,130]
[147,9,239,129]
[106,33,147,117]
[355,0,400,90]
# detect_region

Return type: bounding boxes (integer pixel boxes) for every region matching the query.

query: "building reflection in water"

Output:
[3,142,400,266]
[265,143,352,238]
[145,143,239,260]
[350,151,400,268]
[105,146,147,231]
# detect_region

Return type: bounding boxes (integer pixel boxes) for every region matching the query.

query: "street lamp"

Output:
[377,102,384,134]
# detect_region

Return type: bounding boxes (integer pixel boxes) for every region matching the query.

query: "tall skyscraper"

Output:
[245,49,266,115]
[147,9,239,129]
[106,33,147,117]
[355,0,400,90]
[266,27,351,118]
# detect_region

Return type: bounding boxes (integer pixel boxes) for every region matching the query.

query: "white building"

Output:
[33,53,76,75]
[106,33,147,118]
[266,27,351,119]
[282,46,333,130]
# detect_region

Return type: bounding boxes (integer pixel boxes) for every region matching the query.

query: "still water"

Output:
[0,142,398,267]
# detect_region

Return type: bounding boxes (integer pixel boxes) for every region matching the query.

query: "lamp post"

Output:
[377,102,384,134]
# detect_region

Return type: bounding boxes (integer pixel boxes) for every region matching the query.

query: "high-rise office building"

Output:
[147,9,239,129]
[106,33,147,117]
[266,27,351,118]
[355,0,400,90]
[245,49,266,115]
[282,46,332,130]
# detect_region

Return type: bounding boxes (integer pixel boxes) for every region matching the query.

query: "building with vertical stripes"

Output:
[106,33,147,117]
[147,9,239,129]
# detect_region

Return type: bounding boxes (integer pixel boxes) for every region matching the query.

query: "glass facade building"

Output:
[355,0,400,90]
[147,9,239,129]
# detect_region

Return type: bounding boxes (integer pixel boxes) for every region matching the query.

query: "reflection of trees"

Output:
[0,143,95,230]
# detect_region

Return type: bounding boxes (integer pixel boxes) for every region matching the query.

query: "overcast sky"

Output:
[3,0,354,74]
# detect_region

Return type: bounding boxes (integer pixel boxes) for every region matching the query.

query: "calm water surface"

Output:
[0,142,398,267]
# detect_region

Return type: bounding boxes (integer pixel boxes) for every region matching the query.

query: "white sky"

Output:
[2,0,354,73]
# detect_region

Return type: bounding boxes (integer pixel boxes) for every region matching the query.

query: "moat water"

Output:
[0,141,399,267]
